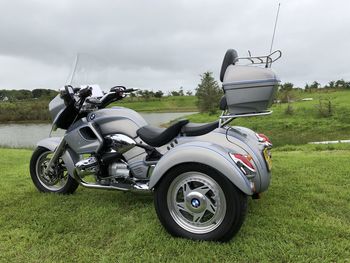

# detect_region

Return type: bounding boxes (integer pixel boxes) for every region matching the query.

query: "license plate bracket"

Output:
[263,148,272,171]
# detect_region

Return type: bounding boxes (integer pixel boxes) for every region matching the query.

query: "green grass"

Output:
[0,147,349,262]
[112,96,197,112]
[187,90,350,146]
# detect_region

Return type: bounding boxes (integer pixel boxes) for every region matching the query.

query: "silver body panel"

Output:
[88,107,147,138]
[37,137,79,178]
[149,126,271,194]
[64,119,103,154]
[148,140,253,195]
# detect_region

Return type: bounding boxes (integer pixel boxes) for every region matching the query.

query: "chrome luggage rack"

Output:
[219,110,272,127]
[236,50,282,68]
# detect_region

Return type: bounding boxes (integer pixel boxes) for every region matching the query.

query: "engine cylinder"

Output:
[75,157,99,177]
[108,162,130,178]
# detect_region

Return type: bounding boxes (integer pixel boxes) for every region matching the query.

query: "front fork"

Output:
[43,137,66,175]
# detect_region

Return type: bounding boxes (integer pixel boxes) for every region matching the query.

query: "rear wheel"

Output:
[29,146,79,194]
[154,163,247,242]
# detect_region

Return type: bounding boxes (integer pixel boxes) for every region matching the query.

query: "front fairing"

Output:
[49,95,66,122]
[49,94,79,130]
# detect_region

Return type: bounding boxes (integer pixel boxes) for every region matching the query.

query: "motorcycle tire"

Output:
[30,146,79,194]
[154,163,247,242]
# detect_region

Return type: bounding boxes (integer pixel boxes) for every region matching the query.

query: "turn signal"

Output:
[256,133,272,145]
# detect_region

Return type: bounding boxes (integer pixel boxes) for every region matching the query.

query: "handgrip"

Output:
[78,86,92,98]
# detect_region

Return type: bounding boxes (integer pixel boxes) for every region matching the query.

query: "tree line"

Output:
[280,79,350,92]
[0,87,196,102]
[129,87,193,101]
[0,89,58,101]
[278,79,350,104]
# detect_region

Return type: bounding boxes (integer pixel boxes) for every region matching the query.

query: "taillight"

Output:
[229,153,256,177]
[256,133,272,145]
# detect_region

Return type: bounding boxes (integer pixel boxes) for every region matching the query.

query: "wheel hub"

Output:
[166,172,227,234]
[36,151,68,191]
[191,198,200,208]
[186,192,206,213]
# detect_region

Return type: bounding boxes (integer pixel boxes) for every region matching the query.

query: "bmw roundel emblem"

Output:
[90,113,95,120]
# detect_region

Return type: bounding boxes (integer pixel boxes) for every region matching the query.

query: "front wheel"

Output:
[29,146,79,194]
[154,163,247,242]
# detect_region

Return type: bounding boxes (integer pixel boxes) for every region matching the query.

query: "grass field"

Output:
[187,90,350,146]
[0,146,349,262]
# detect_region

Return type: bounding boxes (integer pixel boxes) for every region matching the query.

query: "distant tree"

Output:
[310,81,320,90]
[32,89,42,98]
[179,87,184,96]
[335,79,350,89]
[136,90,144,97]
[154,90,164,100]
[305,83,310,92]
[141,90,151,100]
[15,89,32,100]
[31,89,57,99]
[171,90,180,96]
[186,90,193,96]
[327,81,336,89]
[279,82,294,92]
[195,72,223,114]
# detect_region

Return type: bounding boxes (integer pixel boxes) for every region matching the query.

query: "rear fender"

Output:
[37,137,79,177]
[149,141,253,195]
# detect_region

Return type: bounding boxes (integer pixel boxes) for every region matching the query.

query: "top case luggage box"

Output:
[222,65,280,114]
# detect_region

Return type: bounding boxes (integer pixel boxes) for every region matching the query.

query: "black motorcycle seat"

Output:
[137,119,189,147]
[181,120,219,136]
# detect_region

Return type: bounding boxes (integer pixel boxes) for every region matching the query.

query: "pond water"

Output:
[0,112,195,148]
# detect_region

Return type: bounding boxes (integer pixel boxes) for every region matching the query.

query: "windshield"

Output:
[66,53,111,96]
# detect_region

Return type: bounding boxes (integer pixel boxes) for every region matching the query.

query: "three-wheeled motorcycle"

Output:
[30,49,281,241]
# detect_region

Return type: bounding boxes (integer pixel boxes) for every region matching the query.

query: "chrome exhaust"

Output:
[73,170,150,192]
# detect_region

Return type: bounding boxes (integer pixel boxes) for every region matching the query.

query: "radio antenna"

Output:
[66,53,79,85]
[269,3,281,54]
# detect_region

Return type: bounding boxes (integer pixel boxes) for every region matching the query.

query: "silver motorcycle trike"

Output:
[30,49,279,242]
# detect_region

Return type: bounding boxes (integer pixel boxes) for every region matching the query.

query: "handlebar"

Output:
[62,85,138,111]
[78,86,92,98]
[123,88,138,93]
[110,86,138,93]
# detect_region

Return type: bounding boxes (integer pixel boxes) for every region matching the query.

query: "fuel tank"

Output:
[87,107,147,137]
[86,107,148,164]
[64,107,147,155]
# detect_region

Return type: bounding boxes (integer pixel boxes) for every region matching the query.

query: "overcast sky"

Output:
[0,0,349,92]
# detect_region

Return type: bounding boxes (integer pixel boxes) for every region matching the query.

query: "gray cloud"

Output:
[0,0,349,91]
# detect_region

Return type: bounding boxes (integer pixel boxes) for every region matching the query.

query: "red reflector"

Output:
[231,153,255,171]
[257,133,272,144]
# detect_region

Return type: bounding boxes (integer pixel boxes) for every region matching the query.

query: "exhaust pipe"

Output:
[73,169,150,192]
